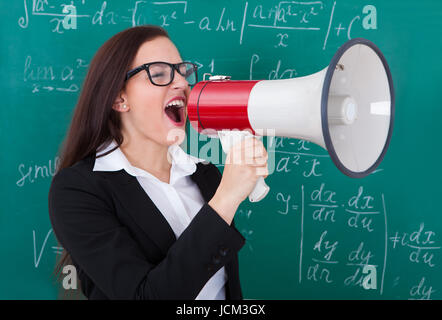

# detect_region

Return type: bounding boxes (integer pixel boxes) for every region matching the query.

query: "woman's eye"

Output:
[151,72,166,78]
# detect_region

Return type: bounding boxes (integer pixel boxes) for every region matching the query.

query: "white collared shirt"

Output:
[93,140,227,300]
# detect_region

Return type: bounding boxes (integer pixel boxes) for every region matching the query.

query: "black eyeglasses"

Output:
[125,61,198,86]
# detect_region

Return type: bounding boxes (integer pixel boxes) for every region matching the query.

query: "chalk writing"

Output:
[33,228,61,268]
[17,1,376,49]
[409,277,436,300]
[389,223,440,268]
[23,55,88,93]
[16,156,60,187]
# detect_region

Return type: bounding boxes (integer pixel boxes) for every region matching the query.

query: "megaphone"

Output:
[187,38,395,202]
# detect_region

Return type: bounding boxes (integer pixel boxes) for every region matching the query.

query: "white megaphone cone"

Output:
[187,38,395,203]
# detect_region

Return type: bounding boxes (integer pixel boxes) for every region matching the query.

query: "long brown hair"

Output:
[53,25,169,294]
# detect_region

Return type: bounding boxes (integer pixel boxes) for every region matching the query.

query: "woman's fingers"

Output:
[255,165,269,177]
[244,155,268,166]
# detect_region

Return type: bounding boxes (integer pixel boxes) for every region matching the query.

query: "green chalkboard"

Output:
[1,0,441,300]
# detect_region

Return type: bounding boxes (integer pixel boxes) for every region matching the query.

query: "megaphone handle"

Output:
[218,131,270,203]
[248,176,270,202]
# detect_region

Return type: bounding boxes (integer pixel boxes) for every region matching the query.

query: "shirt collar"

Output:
[93,140,205,185]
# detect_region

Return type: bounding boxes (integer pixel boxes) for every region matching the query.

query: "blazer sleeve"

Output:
[48,166,245,300]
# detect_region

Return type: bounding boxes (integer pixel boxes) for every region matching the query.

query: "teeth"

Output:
[166,99,185,108]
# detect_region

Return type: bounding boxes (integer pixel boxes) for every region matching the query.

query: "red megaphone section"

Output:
[187,79,261,134]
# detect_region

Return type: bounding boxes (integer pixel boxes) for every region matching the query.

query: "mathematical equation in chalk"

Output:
[23,55,88,94]
[17,1,378,49]
[237,183,440,300]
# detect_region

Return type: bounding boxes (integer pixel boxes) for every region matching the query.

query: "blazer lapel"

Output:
[94,159,219,256]
[190,162,221,202]
[108,170,177,256]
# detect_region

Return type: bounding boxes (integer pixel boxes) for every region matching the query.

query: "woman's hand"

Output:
[208,138,268,225]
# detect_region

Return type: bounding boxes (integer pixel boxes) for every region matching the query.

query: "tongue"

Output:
[165,106,181,123]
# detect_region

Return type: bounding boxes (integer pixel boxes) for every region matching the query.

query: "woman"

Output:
[48,25,268,300]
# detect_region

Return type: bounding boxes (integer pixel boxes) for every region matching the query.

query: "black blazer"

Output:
[48,154,245,300]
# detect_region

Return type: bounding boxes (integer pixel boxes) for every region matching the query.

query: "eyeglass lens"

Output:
[148,63,196,86]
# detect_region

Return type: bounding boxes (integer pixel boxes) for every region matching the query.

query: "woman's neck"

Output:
[119,135,172,183]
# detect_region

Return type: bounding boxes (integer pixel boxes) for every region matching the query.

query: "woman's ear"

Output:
[112,91,130,112]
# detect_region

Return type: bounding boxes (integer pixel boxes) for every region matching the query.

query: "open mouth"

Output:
[164,99,185,125]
